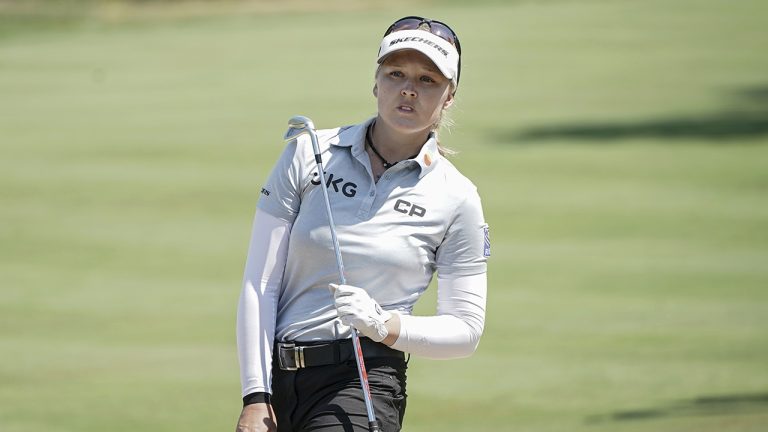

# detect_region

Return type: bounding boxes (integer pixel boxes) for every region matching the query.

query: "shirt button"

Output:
[369,191,374,197]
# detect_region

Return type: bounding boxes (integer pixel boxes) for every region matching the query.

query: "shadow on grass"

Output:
[501,86,768,144]
[586,392,768,423]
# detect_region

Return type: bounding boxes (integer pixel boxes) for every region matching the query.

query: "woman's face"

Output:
[375,49,454,136]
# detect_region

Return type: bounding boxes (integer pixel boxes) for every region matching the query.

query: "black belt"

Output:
[275,337,404,371]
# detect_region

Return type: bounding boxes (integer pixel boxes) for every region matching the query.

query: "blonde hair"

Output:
[432,87,456,156]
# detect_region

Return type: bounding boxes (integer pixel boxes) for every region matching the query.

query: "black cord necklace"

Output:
[365,122,418,169]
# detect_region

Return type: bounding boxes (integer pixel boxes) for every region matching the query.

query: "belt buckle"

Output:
[278,342,305,371]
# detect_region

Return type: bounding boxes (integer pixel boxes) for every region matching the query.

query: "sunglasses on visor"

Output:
[384,16,462,53]
[384,16,462,85]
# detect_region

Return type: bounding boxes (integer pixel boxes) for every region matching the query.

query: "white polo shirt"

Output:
[258,118,488,342]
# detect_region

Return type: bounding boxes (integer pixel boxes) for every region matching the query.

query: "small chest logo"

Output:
[394,199,426,217]
[483,225,491,257]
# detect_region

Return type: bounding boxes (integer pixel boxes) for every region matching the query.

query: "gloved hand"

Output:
[330,284,392,342]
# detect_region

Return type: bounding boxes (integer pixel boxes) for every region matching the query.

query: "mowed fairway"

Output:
[1,0,767,431]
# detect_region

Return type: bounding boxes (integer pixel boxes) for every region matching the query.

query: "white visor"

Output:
[376,29,460,86]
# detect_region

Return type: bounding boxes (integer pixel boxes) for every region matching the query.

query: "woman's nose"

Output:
[401,83,417,98]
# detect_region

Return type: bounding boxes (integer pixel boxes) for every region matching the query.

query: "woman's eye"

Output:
[390,71,404,78]
[420,75,436,83]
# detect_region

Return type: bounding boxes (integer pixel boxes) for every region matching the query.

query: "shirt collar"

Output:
[412,132,441,179]
[331,118,441,179]
[329,118,370,151]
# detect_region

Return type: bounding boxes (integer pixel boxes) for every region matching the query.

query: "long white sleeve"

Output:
[391,273,487,359]
[236,209,291,396]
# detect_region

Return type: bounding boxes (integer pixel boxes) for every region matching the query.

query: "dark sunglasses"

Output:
[384,16,462,55]
[383,16,462,87]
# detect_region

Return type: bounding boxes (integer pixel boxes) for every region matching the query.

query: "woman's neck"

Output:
[370,117,430,162]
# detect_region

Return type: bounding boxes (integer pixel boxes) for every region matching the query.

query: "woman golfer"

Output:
[236,16,489,432]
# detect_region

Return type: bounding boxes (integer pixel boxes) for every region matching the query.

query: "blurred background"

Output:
[1,0,767,431]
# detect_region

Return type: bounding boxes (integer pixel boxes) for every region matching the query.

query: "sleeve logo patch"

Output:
[483,225,491,257]
[260,187,271,196]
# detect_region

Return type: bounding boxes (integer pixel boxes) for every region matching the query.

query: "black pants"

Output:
[271,340,408,432]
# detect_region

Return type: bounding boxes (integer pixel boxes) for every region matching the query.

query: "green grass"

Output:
[1,0,767,431]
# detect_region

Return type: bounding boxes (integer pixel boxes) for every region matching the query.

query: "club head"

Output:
[284,115,316,141]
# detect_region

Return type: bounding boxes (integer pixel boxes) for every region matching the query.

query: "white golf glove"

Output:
[330,283,392,342]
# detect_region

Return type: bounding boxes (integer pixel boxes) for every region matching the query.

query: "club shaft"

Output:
[304,121,379,430]
[312,158,346,284]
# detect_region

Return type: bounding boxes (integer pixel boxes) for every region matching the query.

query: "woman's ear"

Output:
[372,84,378,97]
[443,91,455,109]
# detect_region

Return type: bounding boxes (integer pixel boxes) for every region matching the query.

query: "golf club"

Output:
[284,115,381,432]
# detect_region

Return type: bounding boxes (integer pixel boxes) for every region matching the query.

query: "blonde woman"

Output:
[236,16,489,432]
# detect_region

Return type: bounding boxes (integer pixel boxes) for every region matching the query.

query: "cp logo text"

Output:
[394,199,426,217]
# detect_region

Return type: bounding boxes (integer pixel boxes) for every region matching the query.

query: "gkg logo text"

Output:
[311,172,357,198]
